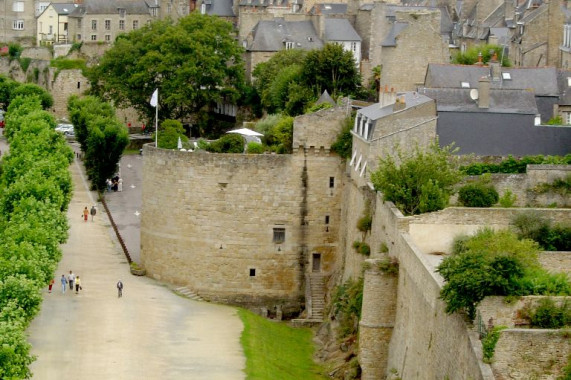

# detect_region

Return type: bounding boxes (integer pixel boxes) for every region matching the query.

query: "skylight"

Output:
[502,72,511,80]
[461,82,470,88]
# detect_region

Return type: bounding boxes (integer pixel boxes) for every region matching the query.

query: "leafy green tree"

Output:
[206,133,244,153]
[370,142,462,215]
[267,64,303,113]
[157,119,188,149]
[68,95,116,152]
[331,115,354,159]
[0,75,19,108]
[88,14,245,124]
[452,44,510,66]
[10,83,53,109]
[301,43,360,97]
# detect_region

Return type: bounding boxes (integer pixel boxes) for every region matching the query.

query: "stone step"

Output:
[174,286,204,301]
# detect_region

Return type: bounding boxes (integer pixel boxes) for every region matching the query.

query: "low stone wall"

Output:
[493,329,570,379]
[477,296,570,329]
[539,251,571,275]
[21,47,51,60]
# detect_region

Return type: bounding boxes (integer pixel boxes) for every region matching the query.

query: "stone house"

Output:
[67,0,157,44]
[367,3,452,91]
[159,0,195,21]
[36,3,76,45]
[1,0,38,45]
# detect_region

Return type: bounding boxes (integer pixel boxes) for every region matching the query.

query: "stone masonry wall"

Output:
[493,329,570,379]
[49,68,90,118]
[141,145,344,316]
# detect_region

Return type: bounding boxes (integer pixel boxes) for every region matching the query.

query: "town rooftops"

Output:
[68,0,150,17]
[381,21,408,46]
[358,91,433,121]
[324,19,361,42]
[424,64,560,97]
[420,87,538,114]
[200,0,235,16]
[50,3,77,15]
[247,18,322,52]
[309,3,347,15]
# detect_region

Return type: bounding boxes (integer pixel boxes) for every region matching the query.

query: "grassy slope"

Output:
[238,308,326,380]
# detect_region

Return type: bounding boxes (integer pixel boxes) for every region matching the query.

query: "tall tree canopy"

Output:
[88,14,245,123]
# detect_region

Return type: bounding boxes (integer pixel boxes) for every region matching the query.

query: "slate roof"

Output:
[309,3,347,15]
[68,0,150,17]
[200,0,234,16]
[419,87,538,114]
[238,0,296,7]
[315,90,336,106]
[520,3,547,23]
[247,18,323,52]
[51,3,77,15]
[358,92,433,121]
[424,64,560,97]
[557,69,571,106]
[324,19,361,42]
[381,21,408,47]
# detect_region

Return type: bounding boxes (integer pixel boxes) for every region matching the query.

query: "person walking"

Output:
[61,275,67,294]
[90,205,97,221]
[75,276,82,294]
[117,280,123,298]
[83,206,89,222]
[48,278,54,293]
[68,271,75,292]
[118,178,123,192]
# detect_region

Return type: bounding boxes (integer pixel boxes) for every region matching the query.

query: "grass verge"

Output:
[238,308,326,380]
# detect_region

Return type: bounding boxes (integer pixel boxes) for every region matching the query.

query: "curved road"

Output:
[27,154,245,380]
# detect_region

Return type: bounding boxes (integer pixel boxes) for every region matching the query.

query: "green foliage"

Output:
[561,354,571,380]
[452,44,510,66]
[67,95,128,191]
[50,57,87,80]
[534,174,571,196]
[482,326,507,363]
[68,41,83,54]
[238,308,326,380]
[333,277,364,339]
[370,142,461,215]
[196,138,210,150]
[498,190,517,208]
[88,14,245,127]
[331,115,354,159]
[460,155,571,175]
[257,115,293,154]
[206,133,244,153]
[512,211,571,251]
[527,298,570,328]
[11,83,53,109]
[0,95,73,377]
[458,181,499,207]
[0,75,19,108]
[19,57,31,72]
[246,142,264,154]
[157,119,188,149]
[8,43,22,60]
[357,215,372,233]
[547,115,563,125]
[377,256,399,275]
[440,228,571,320]
[306,102,333,114]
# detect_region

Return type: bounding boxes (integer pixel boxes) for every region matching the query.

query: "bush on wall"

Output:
[458,181,499,207]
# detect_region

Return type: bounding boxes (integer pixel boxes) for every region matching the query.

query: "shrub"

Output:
[377,256,399,275]
[332,277,364,339]
[528,298,570,328]
[247,142,264,154]
[331,115,354,159]
[352,241,370,256]
[498,189,517,208]
[206,133,244,153]
[370,142,461,215]
[305,102,333,114]
[452,44,510,66]
[512,211,571,251]
[19,58,32,72]
[482,326,507,363]
[458,182,499,207]
[460,155,571,175]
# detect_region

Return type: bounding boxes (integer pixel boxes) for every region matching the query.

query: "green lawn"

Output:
[238,308,326,380]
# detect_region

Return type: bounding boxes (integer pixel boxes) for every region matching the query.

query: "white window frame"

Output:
[91,20,97,31]
[133,20,139,30]
[349,150,357,166]
[359,162,367,177]
[105,19,111,30]
[12,20,24,30]
[12,1,24,12]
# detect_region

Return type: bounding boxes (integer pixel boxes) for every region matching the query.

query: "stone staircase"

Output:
[174,286,204,301]
[308,273,326,321]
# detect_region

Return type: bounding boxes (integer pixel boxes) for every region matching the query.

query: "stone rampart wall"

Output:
[141,145,344,316]
[493,329,570,379]
[386,230,493,379]
[293,104,349,150]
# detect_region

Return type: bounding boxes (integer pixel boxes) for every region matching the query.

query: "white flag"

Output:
[150,89,158,108]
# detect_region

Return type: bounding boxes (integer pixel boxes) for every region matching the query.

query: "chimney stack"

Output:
[489,51,502,81]
[379,85,397,108]
[394,95,406,111]
[478,76,490,109]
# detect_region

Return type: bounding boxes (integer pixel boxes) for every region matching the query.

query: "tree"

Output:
[88,14,245,124]
[157,119,188,149]
[301,43,361,97]
[452,44,511,66]
[370,142,462,215]
[10,84,53,110]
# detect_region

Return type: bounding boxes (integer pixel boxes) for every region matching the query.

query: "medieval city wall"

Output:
[141,145,345,316]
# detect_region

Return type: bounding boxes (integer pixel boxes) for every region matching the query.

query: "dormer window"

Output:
[118,8,126,17]
[502,72,511,80]
[461,82,470,88]
[285,41,294,49]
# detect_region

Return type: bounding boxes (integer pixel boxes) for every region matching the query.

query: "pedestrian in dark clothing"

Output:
[117,280,123,298]
[90,205,97,221]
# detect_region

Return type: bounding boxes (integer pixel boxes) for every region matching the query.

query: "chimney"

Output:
[489,51,501,81]
[394,95,406,111]
[475,51,483,66]
[478,76,490,109]
[379,85,397,108]
[505,0,515,20]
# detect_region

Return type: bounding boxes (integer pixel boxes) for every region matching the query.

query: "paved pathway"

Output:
[27,155,245,380]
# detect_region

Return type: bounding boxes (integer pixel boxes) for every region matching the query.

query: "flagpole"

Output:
[155,102,158,148]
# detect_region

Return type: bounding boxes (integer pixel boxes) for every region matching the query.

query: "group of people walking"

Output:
[53,270,82,294]
[106,176,123,192]
[83,205,97,222]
